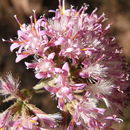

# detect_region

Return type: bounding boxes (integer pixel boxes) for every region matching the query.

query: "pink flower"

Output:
[0,102,61,130]
[67,94,123,130]
[25,53,56,79]
[10,14,51,63]
[0,111,12,129]
[0,73,19,96]
[27,104,62,128]
[11,116,39,130]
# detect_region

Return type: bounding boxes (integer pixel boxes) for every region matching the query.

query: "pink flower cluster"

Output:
[1,0,129,129]
[0,104,61,130]
[0,74,61,130]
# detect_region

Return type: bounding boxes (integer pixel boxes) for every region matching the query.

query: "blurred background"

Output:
[0,0,130,129]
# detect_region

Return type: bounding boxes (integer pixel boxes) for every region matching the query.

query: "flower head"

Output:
[0,102,61,130]
[4,0,129,129]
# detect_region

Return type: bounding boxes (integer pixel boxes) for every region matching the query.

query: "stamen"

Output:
[81,48,87,51]
[2,39,24,44]
[68,119,75,129]
[13,41,24,44]
[19,51,30,55]
[70,119,74,125]
[58,0,62,10]
[72,33,78,40]
[30,16,35,30]
[32,27,39,37]
[86,77,98,84]
[30,119,38,124]
[2,38,6,42]
[30,16,33,25]
[66,31,71,38]
[75,12,79,16]
[30,16,37,36]
[59,0,65,14]
[32,10,37,24]
[14,15,24,28]
[30,16,38,37]
[62,0,65,13]
[59,98,63,103]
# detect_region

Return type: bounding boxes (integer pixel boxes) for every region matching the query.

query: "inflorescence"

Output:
[0,0,129,129]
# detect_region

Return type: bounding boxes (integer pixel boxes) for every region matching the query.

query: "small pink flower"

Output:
[68,95,123,130]
[71,97,105,129]
[0,73,19,96]
[27,103,62,128]
[10,15,51,63]
[25,53,56,79]
[0,111,12,129]
[0,102,61,130]
[11,116,39,130]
